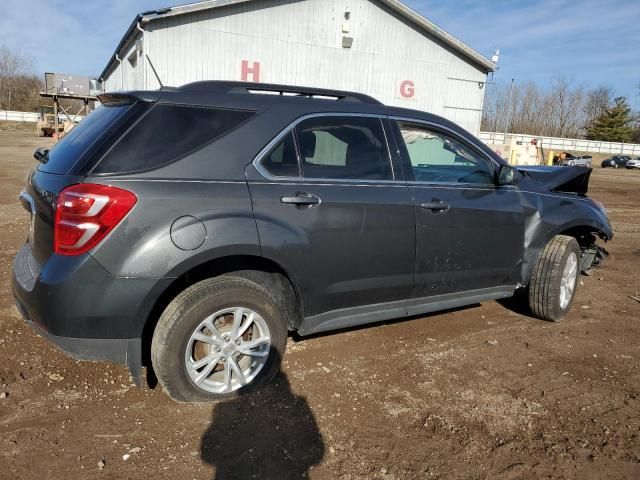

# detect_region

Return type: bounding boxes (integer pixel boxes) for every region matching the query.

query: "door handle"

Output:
[420,200,450,212]
[281,192,321,206]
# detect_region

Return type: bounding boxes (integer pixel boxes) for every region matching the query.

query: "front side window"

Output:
[296,116,392,180]
[397,123,494,184]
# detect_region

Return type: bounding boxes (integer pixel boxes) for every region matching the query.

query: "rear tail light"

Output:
[54,184,137,256]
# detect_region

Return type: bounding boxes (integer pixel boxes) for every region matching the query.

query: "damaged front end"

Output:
[580,243,609,275]
[515,164,612,282]
[517,165,593,195]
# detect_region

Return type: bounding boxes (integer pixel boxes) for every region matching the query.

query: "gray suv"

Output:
[13,82,612,402]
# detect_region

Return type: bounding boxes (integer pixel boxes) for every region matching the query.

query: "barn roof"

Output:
[99,0,495,81]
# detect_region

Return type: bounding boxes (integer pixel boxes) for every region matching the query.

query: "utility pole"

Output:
[504,78,514,136]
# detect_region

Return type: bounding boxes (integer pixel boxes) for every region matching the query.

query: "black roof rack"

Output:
[177,81,383,105]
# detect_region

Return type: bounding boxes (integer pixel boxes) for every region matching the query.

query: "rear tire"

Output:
[528,235,580,322]
[151,275,288,403]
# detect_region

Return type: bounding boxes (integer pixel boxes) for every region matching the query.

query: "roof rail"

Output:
[177,81,383,104]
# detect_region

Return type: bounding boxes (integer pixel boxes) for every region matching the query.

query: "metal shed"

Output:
[99,0,495,134]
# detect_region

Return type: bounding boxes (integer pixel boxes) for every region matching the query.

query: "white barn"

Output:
[99,0,495,134]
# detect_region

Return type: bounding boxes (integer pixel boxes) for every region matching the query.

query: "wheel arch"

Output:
[521,219,611,286]
[140,254,304,370]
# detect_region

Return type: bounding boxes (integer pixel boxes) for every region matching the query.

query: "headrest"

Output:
[298,130,317,158]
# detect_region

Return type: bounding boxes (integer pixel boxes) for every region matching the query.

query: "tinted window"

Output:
[94,105,254,174]
[296,116,392,180]
[40,104,130,174]
[261,132,300,177]
[398,123,493,184]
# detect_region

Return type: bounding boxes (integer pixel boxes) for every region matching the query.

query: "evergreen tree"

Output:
[586,97,633,142]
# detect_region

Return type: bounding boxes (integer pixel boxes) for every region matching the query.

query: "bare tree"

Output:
[0,46,42,111]
[583,85,614,128]
[549,75,584,138]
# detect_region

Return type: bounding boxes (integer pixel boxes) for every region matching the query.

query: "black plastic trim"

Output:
[297,285,516,336]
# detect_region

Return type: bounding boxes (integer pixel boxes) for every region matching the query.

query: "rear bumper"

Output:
[12,243,173,383]
[16,302,140,364]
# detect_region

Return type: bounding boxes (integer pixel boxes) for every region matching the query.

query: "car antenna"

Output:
[145,54,164,89]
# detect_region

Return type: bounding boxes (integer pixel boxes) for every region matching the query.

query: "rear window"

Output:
[93,104,254,174]
[39,104,130,174]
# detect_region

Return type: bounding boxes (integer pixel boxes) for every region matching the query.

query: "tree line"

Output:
[482,75,640,143]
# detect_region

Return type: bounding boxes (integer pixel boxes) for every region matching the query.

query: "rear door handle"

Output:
[281,192,321,206]
[420,200,450,212]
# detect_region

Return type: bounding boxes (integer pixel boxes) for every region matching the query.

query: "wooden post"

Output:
[53,96,59,140]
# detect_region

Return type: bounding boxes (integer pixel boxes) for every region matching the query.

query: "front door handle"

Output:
[420,200,450,213]
[281,192,321,206]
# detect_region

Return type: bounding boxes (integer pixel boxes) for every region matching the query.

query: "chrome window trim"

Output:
[407,182,517,192]
[390,115,502,186]
[252,112,401,184]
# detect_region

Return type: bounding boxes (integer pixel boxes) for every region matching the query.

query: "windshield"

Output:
[39,103,131,174]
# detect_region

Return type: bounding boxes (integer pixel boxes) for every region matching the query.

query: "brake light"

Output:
[54,184,137,256]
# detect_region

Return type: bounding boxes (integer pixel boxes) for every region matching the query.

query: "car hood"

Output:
[517,165,592,195]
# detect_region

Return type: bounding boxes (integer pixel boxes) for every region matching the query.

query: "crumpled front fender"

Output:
[517,189,612,285]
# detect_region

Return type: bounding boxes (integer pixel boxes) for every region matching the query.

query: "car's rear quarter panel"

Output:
[88,179,261,278]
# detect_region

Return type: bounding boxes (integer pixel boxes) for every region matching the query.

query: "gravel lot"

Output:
[0,129,638,479]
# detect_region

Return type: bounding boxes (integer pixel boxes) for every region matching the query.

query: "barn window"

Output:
[128,51,137,68]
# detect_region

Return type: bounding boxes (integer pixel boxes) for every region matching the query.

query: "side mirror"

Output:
[497,164,517,186]
[33,147,49,163]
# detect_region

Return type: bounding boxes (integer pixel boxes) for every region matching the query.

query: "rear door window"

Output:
[261,132,300,177]
[39,104,131,174]
[295,116,393,180]
[93,105,254,174]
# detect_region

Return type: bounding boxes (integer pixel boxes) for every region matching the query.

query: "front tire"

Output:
[151,275,288,403]
[528,235,580,322]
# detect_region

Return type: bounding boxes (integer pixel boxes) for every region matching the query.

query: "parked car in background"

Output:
[554,152,593,167]
[12,81,613,402]
[601,155,632,168]
[626,158,640,169]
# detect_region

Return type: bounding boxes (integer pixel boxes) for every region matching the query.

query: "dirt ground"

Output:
[0,129,638,480]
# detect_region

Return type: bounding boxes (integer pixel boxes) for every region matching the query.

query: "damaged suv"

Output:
[13,82,612,402]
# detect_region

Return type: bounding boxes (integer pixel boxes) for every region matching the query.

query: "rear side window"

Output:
[39,104,130,174]
[296,116,392,180]
[93,105,254,174]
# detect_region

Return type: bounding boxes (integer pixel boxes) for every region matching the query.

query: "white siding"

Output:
[104,0,488,133]
[103,32,145,92]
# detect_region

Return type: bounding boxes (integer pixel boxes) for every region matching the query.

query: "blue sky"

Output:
[2,0,639,105]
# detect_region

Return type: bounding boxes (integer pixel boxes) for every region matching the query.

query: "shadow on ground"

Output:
[200,366,324,480]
